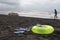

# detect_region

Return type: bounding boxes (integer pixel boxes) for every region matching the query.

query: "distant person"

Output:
[54,9,57,19]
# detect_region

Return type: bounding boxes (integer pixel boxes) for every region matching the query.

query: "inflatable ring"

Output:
[31,25,54,34]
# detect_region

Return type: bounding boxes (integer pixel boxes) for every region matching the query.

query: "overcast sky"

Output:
[0,0,60,11]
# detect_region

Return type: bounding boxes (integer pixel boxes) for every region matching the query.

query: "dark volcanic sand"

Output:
[0,14,60,40]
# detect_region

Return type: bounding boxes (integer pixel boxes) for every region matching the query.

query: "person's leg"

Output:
[54,14,57,19]
[56,14,57,18]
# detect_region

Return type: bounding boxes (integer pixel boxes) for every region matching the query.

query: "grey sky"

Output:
[0,0,60,11]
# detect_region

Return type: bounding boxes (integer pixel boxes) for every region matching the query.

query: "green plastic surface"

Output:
[31,25,54,34]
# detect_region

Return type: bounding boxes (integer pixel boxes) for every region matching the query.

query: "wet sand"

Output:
[0,14,60,40]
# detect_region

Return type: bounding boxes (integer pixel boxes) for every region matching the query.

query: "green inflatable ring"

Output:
[31,25,54,34]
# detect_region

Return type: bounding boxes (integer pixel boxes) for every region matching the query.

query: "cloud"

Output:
[0,0,60,11]
[0,0,21,11]
[19,0,60,11]
[20,0,49,7]
[0,0,18,5]
[51,0,60,3]
[20,0,60,6]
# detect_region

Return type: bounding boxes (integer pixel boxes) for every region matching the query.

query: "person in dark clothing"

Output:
[54,9,57,18]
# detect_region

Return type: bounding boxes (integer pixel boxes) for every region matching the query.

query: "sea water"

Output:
[0,11,60,19]
[19,11,60,19]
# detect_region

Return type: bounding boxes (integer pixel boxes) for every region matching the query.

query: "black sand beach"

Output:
[0,14,60,40]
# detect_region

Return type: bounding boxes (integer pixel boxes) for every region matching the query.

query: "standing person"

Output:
[54,9,57,19]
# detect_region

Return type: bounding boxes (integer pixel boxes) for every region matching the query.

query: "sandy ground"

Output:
[0,14,60,40]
